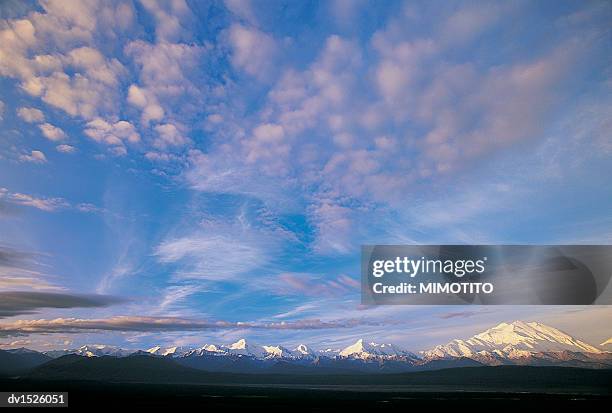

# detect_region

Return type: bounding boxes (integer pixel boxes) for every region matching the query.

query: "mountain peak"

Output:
[229,338,248,350]
[295,344,314,355]
[339,339,416,360]
[426,320,603,362]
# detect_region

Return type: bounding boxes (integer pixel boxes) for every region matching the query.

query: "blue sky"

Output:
[0,0,611,352]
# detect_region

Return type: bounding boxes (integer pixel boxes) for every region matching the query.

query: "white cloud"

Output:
[125,41,202,97]
[38,122,66,141]
[5,192,66,211]
[206,113,223,124]
[153,123,188,148]
[309,201,354,254]
[83,118,140,154]
[17,107,45,123]
[244,123,287,166]
[0,1,132,153]
[56,144,76,154]
[156,234,265,281]
[1,188,103,213]
[66,46,125,86]
[127,84,164,124]
[228,24,277,79]
[124,41,203,129]
[19,150,47,164]
[140,0,192,42]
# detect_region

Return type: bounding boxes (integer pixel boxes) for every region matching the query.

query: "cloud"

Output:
[18,150,47,164]
[309,201,354,254]
[124,40,204,134]
[56,144,76,154]
[127,84,164,124]
[0,291,127,318]
[0,245,59,292]
[270,272,360,297]
[140,0,193,42]
[0,188,102,213]
[153,123,188,149]
[83,118,140,154]
[0,0,136,161]
[1,190,67,211]
[0,315,379,336]
[125,41,202,96]
[438,311,481,320]
[244,123,287,167]
[155,233,266,281]
[38,122,66,141]
[228,24,277,79]
[17,107,44,123]
[439,2,509,45]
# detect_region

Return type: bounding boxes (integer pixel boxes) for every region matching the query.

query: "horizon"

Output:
[2,318,609,360]
[1,0,612,354]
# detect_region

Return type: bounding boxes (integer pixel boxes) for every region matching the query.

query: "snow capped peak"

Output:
[201,344,223,353]
[339,339,417,360]
[339,339,366,357]
[146,346,161,354]
[229,338,248,350]
[145,346,190,357]
[425,320,603,362]
[73,344,133,357]
[601,338,612,347]
[295,344,315,356]
[262,345,296,358]
[474,320,601,353]
[226,338,266,358]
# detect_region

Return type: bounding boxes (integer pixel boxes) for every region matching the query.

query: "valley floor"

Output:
[1,378,610,410]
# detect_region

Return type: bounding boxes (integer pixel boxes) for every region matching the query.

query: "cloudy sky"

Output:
[1,0,611,352]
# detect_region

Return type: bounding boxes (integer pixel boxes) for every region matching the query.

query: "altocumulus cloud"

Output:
[0,291,127,318]
[0,316,382,337]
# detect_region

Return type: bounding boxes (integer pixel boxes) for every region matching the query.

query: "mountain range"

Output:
[1,320,610,377]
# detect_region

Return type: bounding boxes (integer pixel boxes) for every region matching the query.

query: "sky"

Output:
[0,0,611,352]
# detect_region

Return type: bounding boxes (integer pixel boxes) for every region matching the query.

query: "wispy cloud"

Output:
[266,272,359,297]
[0,245,60,291]
[0,188,101,213]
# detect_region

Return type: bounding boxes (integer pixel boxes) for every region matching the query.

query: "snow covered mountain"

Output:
[146,339,315,360]
[294,344,316,359]
[146,346,192,357]
[601,338,612,348]
[30,321,610,371]
[423,320,604,365]
[45,344,135,358]
[339,339,419,361]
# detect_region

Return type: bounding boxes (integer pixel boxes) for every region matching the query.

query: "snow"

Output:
[424,320,603,362]
[36,320,605,366]
[226,338,267,358]
[146,346,191,357]
[339,338,417,360]
[294,344,315,357]
[72,344,134,357]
